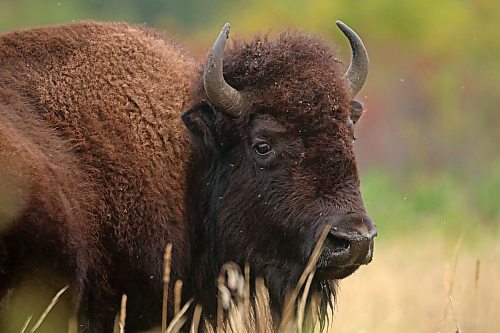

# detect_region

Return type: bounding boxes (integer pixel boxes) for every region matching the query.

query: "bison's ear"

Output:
[349,100,364,125]
[182,102,217,145]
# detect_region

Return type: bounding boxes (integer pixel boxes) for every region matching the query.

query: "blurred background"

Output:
[0,0,498,332]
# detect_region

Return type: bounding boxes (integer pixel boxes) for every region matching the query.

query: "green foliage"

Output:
[361,168,500,241]
[472,161,500,221]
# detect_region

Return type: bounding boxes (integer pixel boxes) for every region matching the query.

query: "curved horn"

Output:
[203,23,243,117]
[336,20,369,97]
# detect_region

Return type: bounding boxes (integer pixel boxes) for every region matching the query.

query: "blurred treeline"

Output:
[1,0,498,239]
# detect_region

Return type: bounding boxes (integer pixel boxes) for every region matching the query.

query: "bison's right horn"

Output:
[203,23,243,117]
[336,20,369,98]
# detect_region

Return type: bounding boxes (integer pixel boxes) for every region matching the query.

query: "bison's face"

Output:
[183,22,376,307]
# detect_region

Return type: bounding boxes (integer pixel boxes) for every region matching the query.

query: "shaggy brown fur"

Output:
[0,21,372,331]
[184,32,365,323]
[0,21,195,331]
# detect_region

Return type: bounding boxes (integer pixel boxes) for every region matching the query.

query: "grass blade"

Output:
[30,285,69,332]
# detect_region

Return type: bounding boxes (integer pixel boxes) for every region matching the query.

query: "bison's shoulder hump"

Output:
[0,21,193,71]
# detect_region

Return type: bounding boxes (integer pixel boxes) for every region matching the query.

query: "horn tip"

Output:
[335,20,350,34]
[222,23,231,39]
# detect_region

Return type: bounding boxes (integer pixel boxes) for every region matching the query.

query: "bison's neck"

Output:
[182,150,222,318]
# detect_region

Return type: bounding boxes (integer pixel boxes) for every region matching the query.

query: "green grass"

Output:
[360,167,500,242]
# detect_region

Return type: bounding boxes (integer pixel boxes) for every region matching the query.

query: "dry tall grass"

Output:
[197,234,500,333]
[330,235,500,333]
[3,233,498,332]
[148,231,500,333]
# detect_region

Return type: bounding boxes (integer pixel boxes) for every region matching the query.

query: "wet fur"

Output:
[0,22,366,331]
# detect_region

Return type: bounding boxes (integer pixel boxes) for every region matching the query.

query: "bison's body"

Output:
[0,21,376,331]
[1,22,194,330]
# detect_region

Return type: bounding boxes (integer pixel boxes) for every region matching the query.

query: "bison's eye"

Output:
[254,141,272,156]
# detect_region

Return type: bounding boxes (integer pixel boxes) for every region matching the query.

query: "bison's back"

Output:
[0,21,197,318]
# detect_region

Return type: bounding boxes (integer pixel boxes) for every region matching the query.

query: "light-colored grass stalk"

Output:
[280,225,331,330]
[443,233,463,323]
[166,299,193,333]
[448,296,461,333]
[119,294,127,333]
[448,233,463,296]
[255,277,272,333]
[30,285,69,332]
[297,269,316,333]
[217,274,224,331]
[244,263,250,315]
[162,243,173,333]
[217,262,246,332]
[174,280,183,317]
[20,315,32,333]
[190,304,203,333]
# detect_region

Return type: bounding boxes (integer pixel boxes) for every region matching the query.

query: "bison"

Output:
[0,20,376,331]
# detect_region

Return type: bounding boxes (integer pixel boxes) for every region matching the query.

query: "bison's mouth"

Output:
[316,264,360,280]
[314,228,374,281]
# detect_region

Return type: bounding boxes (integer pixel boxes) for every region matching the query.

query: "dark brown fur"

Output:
[0,21,368,331]
[183,32,363,323]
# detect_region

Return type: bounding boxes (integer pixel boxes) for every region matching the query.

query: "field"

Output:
[332,236,499,333]
[324,170,500,333]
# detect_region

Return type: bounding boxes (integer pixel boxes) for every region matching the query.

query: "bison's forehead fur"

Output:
[196,31,353,153]
[224,31,349,116]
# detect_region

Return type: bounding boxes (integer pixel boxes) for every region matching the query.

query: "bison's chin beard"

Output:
[310,278,338,330]
[260,260,339,328]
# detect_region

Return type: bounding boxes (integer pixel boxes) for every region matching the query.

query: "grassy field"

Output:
[331,235,500,333]
[327,169,500,332]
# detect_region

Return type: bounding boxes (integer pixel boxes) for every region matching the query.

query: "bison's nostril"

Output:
[328,235,351,254]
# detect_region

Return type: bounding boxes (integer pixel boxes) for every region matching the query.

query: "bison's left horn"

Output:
[203,23,243,117]
[336,20,369,97]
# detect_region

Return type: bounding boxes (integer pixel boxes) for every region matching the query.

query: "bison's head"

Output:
[183,22,376,316]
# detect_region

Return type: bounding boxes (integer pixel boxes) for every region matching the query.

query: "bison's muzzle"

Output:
[317,213,377,279]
